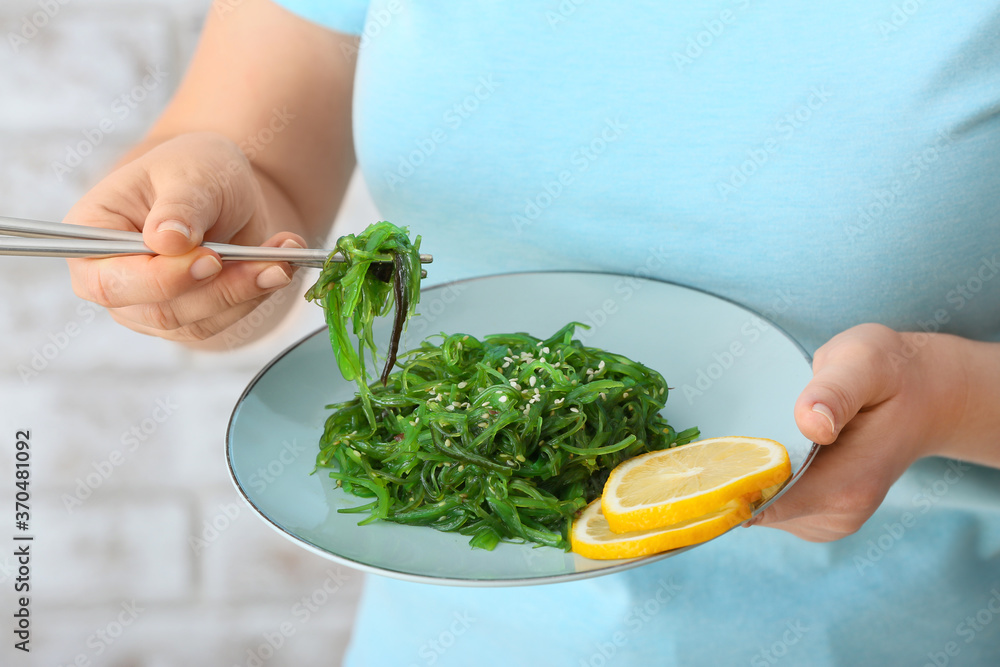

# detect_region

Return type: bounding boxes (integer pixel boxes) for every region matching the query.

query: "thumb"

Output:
[141,177,225,256]
[794,332,900,444]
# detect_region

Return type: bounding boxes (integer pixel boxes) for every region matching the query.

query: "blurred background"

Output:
[0,1,373,664]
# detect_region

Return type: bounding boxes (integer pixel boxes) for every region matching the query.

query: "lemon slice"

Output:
[571,497,751,560]
[601,436,791,533]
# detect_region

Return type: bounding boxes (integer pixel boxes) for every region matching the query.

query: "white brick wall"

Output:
[0,1,376,664]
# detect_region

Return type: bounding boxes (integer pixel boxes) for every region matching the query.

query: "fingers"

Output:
[69,250,224,308]
[108,292,276,343]
[110,257,294,333]
[72,230,303,307]
[100,233,305,340]
[793,324,902,445]
[747,431,893,541]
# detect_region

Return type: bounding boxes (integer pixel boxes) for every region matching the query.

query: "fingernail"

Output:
[742,515,759,528]
[156,220,191,239]
[190,255,222,280]
[812,403,836,435]
[280,238,304,249]
[257,265,292,290]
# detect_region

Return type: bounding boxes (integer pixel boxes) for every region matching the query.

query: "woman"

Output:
[66,1,1000,664]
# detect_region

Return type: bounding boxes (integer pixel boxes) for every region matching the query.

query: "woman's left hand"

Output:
[750,323,968,541]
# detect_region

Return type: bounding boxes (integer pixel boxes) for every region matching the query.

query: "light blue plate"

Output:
[227,272,818,587]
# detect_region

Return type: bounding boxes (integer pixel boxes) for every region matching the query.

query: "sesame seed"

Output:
[457,381,467,389]
[499,395,508,403]
[570,407,579,413]
[516,454,526,462]
[598,360,605,370]
[554,398,564,404]
[542,347,550,353]
[529,376,536,387]
[446,405,455,411]
[502,361,510,368]
[444,439,452,447]
[600,392,607,400]
[478,422,488,428]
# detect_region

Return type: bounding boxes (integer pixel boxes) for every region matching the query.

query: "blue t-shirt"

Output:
[277,2,1000,665]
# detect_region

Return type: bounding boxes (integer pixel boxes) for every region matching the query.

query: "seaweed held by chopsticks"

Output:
[304,221,422,424]
[316,322,700,551]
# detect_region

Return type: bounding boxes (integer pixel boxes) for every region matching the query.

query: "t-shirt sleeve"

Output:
[272,0,370,35]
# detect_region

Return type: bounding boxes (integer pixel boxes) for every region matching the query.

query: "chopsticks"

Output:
[0,216,432,273]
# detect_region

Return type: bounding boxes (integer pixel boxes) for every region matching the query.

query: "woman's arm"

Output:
[66,0,358,346]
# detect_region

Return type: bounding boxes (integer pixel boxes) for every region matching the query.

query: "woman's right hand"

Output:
[66,131,307,343]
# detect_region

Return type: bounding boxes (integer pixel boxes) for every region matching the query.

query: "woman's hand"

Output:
[65,0,360,347]
[66,132,307,343]
[751,323,976,542]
